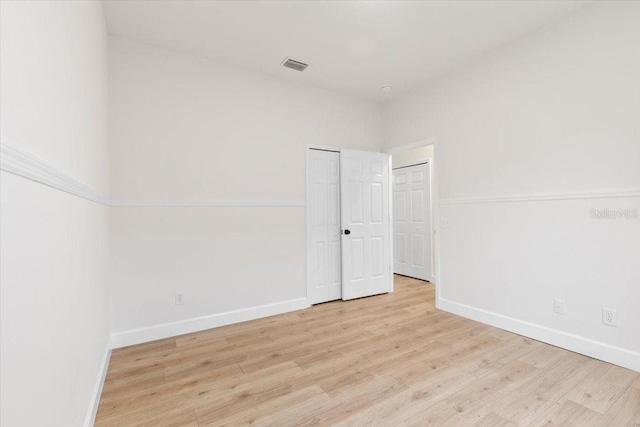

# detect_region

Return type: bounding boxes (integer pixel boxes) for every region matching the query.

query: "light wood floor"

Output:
[96,275,640,426]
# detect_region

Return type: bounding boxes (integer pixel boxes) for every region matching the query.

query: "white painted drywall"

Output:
[108,37,382,341]
[383,1,640,369]
[0,1,111,426]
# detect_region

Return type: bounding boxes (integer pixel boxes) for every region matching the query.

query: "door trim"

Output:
[392,160,430,170]
[387,153,395,294]
[392,161,432,281]
[385,138,439,299]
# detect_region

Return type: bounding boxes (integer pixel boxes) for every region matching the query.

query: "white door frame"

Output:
[386,137,440,301]
[392,160,432,281]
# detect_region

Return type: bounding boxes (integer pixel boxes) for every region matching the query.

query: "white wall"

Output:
[383,1,640,370]
[0,2,111,426]
[391,145,433,169]
[108,37,382,345]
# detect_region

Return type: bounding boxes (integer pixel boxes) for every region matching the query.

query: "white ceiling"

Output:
[103,0,591,102]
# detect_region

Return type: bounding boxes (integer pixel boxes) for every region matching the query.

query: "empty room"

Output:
[1,0,639,426]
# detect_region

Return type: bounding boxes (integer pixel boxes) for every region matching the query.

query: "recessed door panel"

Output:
[371,160,383,175]
[350,182,364,224]
[314,183,324,226]
[411,233,425,267]
[371,236,384,278]
[330,240,341,284]
[411,189,424,223]
[371,183,383,224]
[395,232,407,264]
[350,238,365,281]
[316,241,327,287]
[395,191,407,222]
[329,183,339,226]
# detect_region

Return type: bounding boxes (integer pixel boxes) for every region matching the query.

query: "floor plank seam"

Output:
[94,276,640,426]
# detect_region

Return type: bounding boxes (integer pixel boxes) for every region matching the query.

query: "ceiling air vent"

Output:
[281,57,309,72]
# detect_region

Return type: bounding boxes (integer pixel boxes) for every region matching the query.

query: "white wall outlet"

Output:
[175,292,185,306]
[602,308,617,327]
[554,299,565,315]
[441,219,453,229]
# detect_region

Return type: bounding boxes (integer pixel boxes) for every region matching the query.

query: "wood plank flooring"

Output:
[95,275,640,426]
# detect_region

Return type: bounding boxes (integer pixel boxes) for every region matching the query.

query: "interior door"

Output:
[340,149,392,300]
[393,162,432,281]
[307,149,342,304]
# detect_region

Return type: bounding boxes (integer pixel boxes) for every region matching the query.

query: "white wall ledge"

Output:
[439,190,640,205]
[1,141,305,208]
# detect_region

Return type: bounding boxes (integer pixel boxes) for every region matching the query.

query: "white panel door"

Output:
[340,149,392,300]
[393,162,432,281]
[307,149,342,304]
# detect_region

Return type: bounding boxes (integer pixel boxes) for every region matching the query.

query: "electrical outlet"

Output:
[554,299,565,315]
[602,308,617,327]
[175,292,185,306]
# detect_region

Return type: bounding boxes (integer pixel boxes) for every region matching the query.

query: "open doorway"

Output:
[389,142,436,284]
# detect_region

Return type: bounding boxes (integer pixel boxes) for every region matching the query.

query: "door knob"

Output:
[344,229,351,235]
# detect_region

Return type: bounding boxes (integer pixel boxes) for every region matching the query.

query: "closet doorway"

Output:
[393,161,432,281]
[306,147,393,304]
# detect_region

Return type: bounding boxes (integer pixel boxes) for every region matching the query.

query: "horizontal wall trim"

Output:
[1,141,306,208]
[0,140,109,205]
[438,297,640,372]
[110,200,306,208]
[110,297,310,348]
[439,189,640,205]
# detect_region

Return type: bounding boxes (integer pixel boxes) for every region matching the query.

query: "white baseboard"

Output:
[82,298,309,425]
[110,298,310,349]
[438,297,640,373]
[83,341,112,427]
